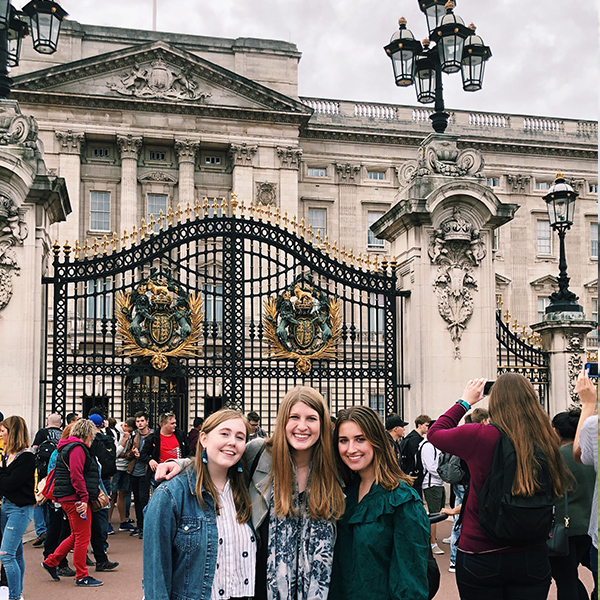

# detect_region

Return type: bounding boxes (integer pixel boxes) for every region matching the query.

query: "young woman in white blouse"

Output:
[143,409,255,600]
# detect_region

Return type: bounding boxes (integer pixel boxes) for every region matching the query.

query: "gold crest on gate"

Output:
[263,274,342,374]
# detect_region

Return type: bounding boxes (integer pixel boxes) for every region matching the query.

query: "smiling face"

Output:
[337,420,375,481]
[199,418,247,474]
[285,401,321,456]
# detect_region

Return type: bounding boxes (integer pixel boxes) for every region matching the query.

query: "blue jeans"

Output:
[450,484,466,565]
[0,500,33,600]
[32,503,48,536]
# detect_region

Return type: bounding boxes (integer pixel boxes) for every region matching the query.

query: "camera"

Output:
[584,362,598,379]
[483,380,495,395]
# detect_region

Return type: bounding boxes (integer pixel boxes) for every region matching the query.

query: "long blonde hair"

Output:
[334,405,414,489]
[488,373,570,497]
[1,416,30,455]
[193,409,252,524]
[266,386,345,521]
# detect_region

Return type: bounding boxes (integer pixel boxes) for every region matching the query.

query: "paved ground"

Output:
[20,515,594,599]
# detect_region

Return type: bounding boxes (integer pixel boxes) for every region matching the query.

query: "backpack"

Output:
[474,425,555,547]
[437,452,468,485]
[90,433,117,478]
[35,438,58,478]
[400,435,426,488]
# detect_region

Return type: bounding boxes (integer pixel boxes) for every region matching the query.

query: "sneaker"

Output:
[85,555,95,567]
[431,544,444,555]
[32,532,46,547]
[57,566,76,577]
[449,563,456,573]
[129,528,139,536]
[41,561,60,582]
[118,522,136,532]
[442,537,452,544]
[106,524,115,535]
[95,561,119,572]
[138,530,143,540]
[125,518,134,524]
[75,576,103,587]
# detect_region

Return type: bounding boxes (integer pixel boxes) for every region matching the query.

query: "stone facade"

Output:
[7,21,597,426]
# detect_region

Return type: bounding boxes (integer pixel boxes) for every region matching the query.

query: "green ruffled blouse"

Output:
[329,477,430,600]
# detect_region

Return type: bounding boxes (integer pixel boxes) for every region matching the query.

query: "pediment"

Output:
[12,41,311,120]
[495,273,511,287]
[530,274,558,291]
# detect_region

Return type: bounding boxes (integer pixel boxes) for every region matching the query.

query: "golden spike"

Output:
[365,253,372,271]
[390,256,398,270]
[239,196,246,218]
[348,248,355,266]
[82,239,90,259]
[324,236,331,256]
[73,240,81,260]
[373,254,380,270]
[291,215,297,234]
[194,198,201,218]
[111,232,119,252]
[521,325,526,337]
[121,229,129,249]
[220,196,227,215]
[91,237,99,256]
[202,197,209,217]
[496,297,503,310]
[265,204,272,224]
[139,218,147,240]
[300,217,306,239]
[53,240,61,255]
[130,225,138,245]
[332,240,338,259]
[63,240,71,258]
[101,235,109,254]
[247,201,255,219]
[167,206,174,227]
[158,209,165,231]
[315,231,322,250]
[257,202,264,221]
[341,245,346,263]
[175,204,182,224]
[148,214,157,235]
[357,252,363,269]
[512,318,518,331]
[185,201,193,221]
[504,309,510,322]
[283,211,289,229]
[230,192,238,217]
[274,206,280,226]
[381,256,389,272]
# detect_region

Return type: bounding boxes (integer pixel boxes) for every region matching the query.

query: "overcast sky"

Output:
[49,0,598,120]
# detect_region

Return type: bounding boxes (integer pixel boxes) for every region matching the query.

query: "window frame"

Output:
[89,191,111,232]
[536,219,553,256]
[307,167,327,178]
[307,207,327,239]
[367,211,385,250]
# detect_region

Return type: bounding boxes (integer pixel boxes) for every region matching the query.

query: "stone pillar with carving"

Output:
[530,317,594,415]
[117,134,142,230]
[276,146,302,217]
[174,138,199,207]
[55,130,84,243]
[372,133,518,421]
[228,142,257,205]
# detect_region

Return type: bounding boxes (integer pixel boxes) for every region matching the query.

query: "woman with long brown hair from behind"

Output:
[427,373,570,600]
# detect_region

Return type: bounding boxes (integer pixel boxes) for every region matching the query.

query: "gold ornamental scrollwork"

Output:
[263,274,342,374]
[116,269,203,371]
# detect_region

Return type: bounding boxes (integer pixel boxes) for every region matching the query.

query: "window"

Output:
[369,293,385,335]
[92,147,109,159]
[537,297,550,321]
[86,279,112,320]
[493,228,499,251]
[591,223,598,258]
[90,191,111,231]
[535,181,551,191]
[148,194,168,232]
[537,220,552,255]
[589,298,598,345]
[307,208,326,239]
[367,211,385,249]
[149,150,166,161]
[367,171,385,181]
[487,177,499,187]
[204,156,222,166]
[369,393,385,418]
[589,183,598,194]
[203,284,223,325]
[307,167,327,177]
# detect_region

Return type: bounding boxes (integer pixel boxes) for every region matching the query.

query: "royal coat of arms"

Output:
[263,274,342,374]
[115,269,203,371]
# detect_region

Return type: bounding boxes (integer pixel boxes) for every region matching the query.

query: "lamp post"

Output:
[384,0,491,134]
[543,173,583,315]
[0,0,68,99]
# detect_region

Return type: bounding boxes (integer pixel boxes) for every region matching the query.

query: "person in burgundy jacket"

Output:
[427,374,570,600]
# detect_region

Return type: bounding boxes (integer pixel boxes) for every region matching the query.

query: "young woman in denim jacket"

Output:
[143,409,255,600]
[328,405,430,600]
[157,386,345,600]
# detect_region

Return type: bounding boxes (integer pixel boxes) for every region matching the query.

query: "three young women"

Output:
[0,416,36,600]
[428,373,570,600]
[328,405,430,600]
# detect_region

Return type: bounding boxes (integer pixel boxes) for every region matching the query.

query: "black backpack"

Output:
[400,435,426,488]
[437,452,468,486]
[474,425,555,546]
[35,438,58,478]
[90,432,117,478]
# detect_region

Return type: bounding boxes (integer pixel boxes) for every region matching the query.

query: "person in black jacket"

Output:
[0,415,36,600]
[399,414,431,498]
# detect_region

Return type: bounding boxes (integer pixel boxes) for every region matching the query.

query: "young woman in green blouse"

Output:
[329,405,430,600]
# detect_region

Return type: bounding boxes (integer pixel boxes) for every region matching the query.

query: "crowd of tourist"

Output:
[0,369,596,600]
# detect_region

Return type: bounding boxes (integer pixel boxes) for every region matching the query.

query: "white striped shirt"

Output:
[211,481,256,600]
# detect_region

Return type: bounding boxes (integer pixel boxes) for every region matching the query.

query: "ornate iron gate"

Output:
[496,308,549,408]
[42,196,405,432]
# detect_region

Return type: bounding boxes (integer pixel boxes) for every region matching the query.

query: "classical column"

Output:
[276,145,302,217]
[54,130,84,243]
[117,134,142,231]
[228,142,257,204]
[174,139,200,207]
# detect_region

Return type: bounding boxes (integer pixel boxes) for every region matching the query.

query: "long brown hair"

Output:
[1,416,30,454]
[193,409,252,524]
[266,386,345,521]
[334,405,414,490]
[488,373,570,497]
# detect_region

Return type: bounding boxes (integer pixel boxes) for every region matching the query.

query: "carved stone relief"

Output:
[0,106,38,148]
[506,174,531,193]
[429,206,486,359]
[55,130,85,154]
[138,172,177,184]
[276,146,302,169]
[255,182,277,206]
[335,163,361,181]
[117,134,143,160]
[174,139,200,163]
[565,333,587,404]
[228,143,257,166]
[0,195,28,310]
[107,57,212,102]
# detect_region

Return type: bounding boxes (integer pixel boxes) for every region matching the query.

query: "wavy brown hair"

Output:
[193,409,252,524]
[334,405,414,490]
[266,386,345,521]
[1,416,30,454]
[488,373,571,497]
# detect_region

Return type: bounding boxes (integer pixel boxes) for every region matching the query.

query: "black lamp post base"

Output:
[430,111,449,134]
[545,301,584,315]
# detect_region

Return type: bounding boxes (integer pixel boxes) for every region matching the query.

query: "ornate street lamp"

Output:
[385,0,491,133]
[543,173,583,315]
[0,0,67,99]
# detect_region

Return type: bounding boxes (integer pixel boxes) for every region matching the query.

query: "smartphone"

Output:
[585,362,598,379]
[483,380,495,395]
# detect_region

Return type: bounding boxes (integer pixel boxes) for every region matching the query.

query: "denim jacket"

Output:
[143,465,218,600]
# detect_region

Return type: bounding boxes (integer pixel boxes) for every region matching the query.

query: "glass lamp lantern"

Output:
[417,0,447,35]
[22,0,68,54]
[7,7,28,67]
[384,18,423,87]
[543,174,577,229]
[461,25,491,91]
[429,1,470,74]
[415,41,436,103]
